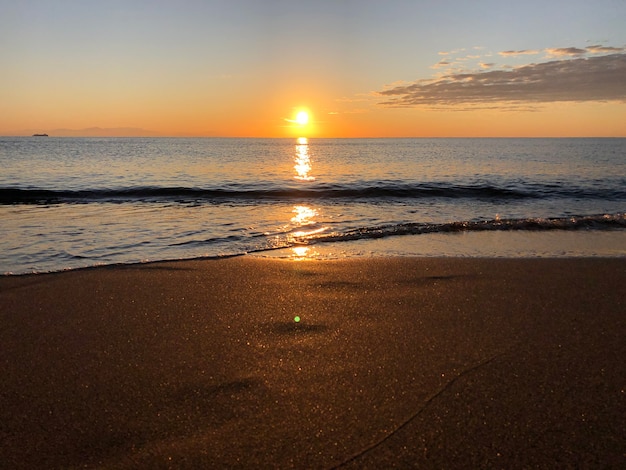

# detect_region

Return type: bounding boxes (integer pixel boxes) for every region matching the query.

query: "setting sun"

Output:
[2,2,625,138]
[295,111,309,126]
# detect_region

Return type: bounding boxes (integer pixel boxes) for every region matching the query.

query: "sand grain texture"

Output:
[1,258,625,468]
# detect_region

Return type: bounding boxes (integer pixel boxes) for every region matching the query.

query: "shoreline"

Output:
[1,257,625,468]
[3,227,626,276]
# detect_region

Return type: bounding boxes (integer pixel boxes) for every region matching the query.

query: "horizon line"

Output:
[3,134,625,139]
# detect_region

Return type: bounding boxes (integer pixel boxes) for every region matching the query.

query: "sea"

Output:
[1,137,625,275]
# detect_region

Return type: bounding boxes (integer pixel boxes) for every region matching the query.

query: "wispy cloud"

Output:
[586,44,625,54]
[438,48,466,56]
[545,47,587,57]
[500,46,624,59]
[431,60,451,69]
[499,49,541,57]
[378,52,626,109]
[330,108,368,115]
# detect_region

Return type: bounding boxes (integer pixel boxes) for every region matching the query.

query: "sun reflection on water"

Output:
[292,246,310,258]
[291,204,317,225]
[294,137,315,181]
[290,205,326,238]
[289,245,326,260]
[287,204,328,259]
[285,138,329,259]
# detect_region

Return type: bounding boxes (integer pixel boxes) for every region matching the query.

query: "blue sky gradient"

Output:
[2,0,625,136]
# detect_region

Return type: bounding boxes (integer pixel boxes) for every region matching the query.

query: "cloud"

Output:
[499,49,541,57]
[587,45,625,54]
[479,62,495,69]
[438,48,465,56]
[500,46,624,58]
[378,53,626,108]
[545,47,587,57]
[334,108,369,115]
[431,60,451,69]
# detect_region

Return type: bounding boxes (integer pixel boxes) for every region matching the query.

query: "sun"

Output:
[295,111,309,126]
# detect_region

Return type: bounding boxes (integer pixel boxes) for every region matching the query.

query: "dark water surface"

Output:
[1,137,624,273]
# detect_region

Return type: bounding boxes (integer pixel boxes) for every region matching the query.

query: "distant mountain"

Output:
[46,127,162,137]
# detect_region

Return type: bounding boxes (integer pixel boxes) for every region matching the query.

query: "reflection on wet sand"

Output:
[291,245,312,258]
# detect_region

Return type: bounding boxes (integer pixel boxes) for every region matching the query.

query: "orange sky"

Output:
[2,1,625,137]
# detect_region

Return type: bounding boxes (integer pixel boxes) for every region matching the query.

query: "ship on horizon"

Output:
[32,133,49,137]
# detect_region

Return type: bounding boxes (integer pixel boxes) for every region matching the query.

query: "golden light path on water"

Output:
[291,204,317,226]
[288,137,328,261]
[294,137,315,182]
[291,137,319,320]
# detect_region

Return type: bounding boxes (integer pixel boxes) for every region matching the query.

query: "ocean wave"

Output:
[2,182,624,204]
[296,213,626,245]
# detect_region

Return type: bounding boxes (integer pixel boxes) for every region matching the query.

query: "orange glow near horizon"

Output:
[3,3,625,140]
[3,97,626,138]
[282,108,315,137]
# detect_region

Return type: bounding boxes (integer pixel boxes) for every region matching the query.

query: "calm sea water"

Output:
[1,137,625,274]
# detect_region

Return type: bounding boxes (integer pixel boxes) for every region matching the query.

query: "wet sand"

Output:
[1,257,624,468]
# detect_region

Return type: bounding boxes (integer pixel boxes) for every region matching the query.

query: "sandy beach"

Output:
[1,257,624,468]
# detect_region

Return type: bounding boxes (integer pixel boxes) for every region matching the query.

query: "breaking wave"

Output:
[2,181,625,204]
[297,213,626,245]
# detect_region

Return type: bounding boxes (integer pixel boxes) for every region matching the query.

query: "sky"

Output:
[1,0,625,137]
